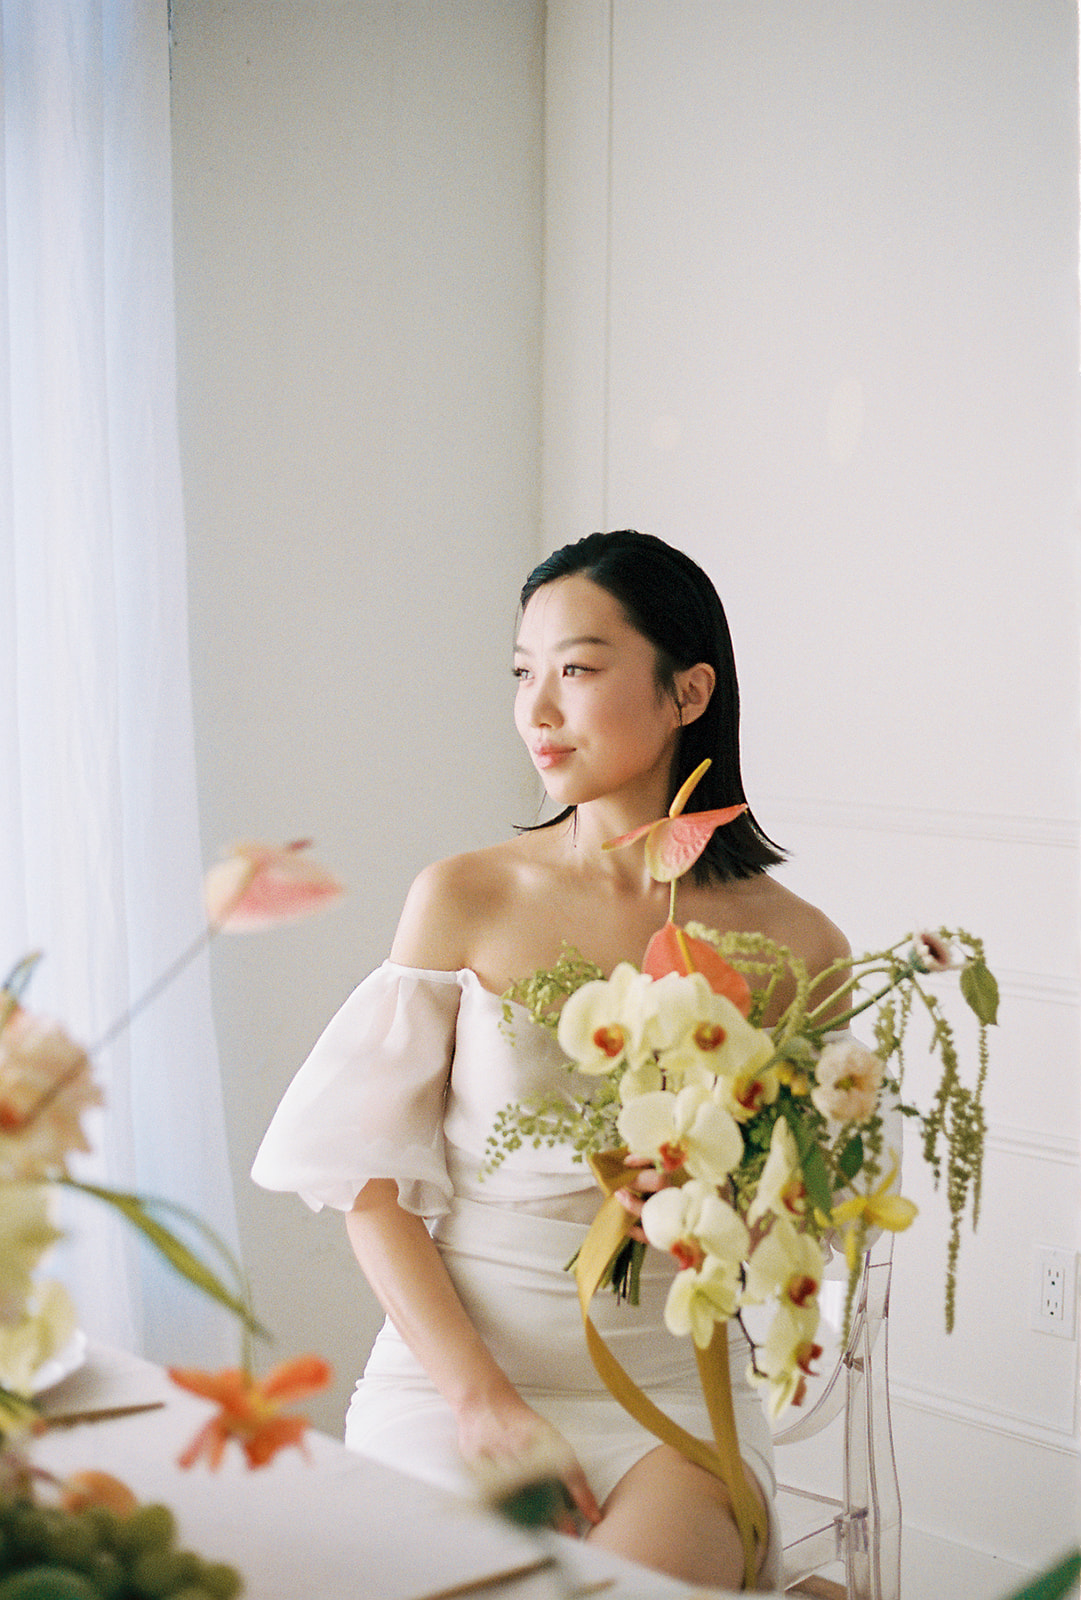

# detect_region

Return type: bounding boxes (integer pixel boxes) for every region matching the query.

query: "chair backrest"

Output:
[772,1235,893,1449]
[770,1235,902,1600]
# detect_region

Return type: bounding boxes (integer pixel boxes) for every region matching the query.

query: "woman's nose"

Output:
[528,673,561,727]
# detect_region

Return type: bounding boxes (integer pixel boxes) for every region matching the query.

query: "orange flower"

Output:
[604,759,747,884]
[640,920,752,1016]
[204,841,344,932]
[169,1355,332,1470]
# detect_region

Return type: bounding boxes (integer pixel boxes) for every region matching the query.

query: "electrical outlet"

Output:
[1032,1247,1077,1338]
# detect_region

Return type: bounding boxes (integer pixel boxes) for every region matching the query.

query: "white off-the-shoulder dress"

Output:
[252,962,780,1579]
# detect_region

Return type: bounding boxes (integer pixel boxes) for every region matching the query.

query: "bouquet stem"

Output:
[575,1153,767,1591]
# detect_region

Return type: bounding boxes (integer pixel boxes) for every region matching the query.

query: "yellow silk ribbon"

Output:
[576,1152,768,1590]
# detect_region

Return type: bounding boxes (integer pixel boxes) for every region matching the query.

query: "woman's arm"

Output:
[346,1182,601,1528]
[349,858,601,1527]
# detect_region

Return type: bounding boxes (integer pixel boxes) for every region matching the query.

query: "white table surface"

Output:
[27,1344,784,1600]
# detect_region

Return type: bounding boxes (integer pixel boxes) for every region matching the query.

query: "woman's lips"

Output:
[532,745,574,769]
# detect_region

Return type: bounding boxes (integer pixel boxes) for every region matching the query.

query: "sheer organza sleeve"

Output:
[250,962,462,1218]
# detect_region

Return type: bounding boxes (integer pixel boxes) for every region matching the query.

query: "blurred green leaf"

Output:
[60,1179,266,1339]
[1001,1548,1080,1600]
[960,958,999,1026]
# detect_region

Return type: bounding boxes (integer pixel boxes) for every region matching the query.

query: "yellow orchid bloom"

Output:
[829,1153,919,1271]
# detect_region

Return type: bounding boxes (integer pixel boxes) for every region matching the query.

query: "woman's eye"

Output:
[562,663,593,677]
[512,665,531,681]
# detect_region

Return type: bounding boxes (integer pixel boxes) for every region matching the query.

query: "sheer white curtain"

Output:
[0,0,239,1366]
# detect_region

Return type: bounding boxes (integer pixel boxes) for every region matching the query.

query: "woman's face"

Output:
[513,574,682,815]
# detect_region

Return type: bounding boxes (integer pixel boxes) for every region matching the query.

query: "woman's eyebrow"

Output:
[513,634,613,654]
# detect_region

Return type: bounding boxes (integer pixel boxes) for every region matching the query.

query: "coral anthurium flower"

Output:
[829,1153,918,1271]
[204,841,344,932]
[604,759,747,884]
[641,921,752,1016]
[169,1355,332,1470]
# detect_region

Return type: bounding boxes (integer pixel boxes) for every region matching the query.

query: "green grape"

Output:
[79,1506,121,1551]
[3,1508,53,1564]
[168,1551,204,1586]
[82,1548,126,1600]
[115,1503,176,1558]
[46,1512,99,1572]
[198,1561,244,1599]
[129,1546,190,1596]
[0,1566,100,1600]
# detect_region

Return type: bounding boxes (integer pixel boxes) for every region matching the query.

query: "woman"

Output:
[252,530,849,1590]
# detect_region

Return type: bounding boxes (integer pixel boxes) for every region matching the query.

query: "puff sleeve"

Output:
[251,962,462,1218]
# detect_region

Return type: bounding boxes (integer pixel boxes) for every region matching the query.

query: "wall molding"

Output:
[892,1377,1080,1454]
[984,1123,1080,1166]
[758,795,1080,851]
[991,970,1081,1007]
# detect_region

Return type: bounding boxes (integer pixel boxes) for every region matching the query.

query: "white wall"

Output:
[170,0,544,1430]
[544,0,1080,1572]
[172,0,1079,1567]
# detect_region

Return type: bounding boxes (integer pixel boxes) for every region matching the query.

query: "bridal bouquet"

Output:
[486,762,996,1585]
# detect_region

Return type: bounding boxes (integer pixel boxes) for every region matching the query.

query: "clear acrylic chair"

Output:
[772,1238,901,1600]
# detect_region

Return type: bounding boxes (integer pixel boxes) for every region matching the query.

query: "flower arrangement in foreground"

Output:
[486,762,997,1587]
[0,842,342,1597]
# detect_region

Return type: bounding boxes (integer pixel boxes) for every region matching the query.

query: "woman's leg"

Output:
[586,1444,771,1590]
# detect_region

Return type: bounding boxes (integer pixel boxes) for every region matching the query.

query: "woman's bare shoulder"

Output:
[761,879,850,972]
[700,873,850,977]
[389,838,531,972]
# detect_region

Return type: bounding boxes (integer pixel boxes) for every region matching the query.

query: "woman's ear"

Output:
[675,663,716,726]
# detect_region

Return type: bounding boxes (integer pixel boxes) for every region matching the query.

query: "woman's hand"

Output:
[614,1153,668,1243]
[456,1389,601,1535]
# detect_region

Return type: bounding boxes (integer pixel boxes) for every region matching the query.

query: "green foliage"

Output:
[501,944,604,1035]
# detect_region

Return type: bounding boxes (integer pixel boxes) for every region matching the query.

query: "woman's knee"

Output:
[586,1446,769,1589]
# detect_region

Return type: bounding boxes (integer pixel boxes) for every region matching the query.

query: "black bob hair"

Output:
[518,529,786,884]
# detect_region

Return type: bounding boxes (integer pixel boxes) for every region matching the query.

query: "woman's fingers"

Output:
[563,1461,602,1528]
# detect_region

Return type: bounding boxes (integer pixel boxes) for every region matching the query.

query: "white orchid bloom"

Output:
[751,1300,824,1418]
[746,1117,805,1226]
[617,1084,744,1183]
[641,1179,750,1272]
[664,1253,742,1349]
[617,1059,664,1103]
[657,979,776,1088]
[636,971,710,1056]
[556,962,652,1075]
[743,1217,824,1310]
